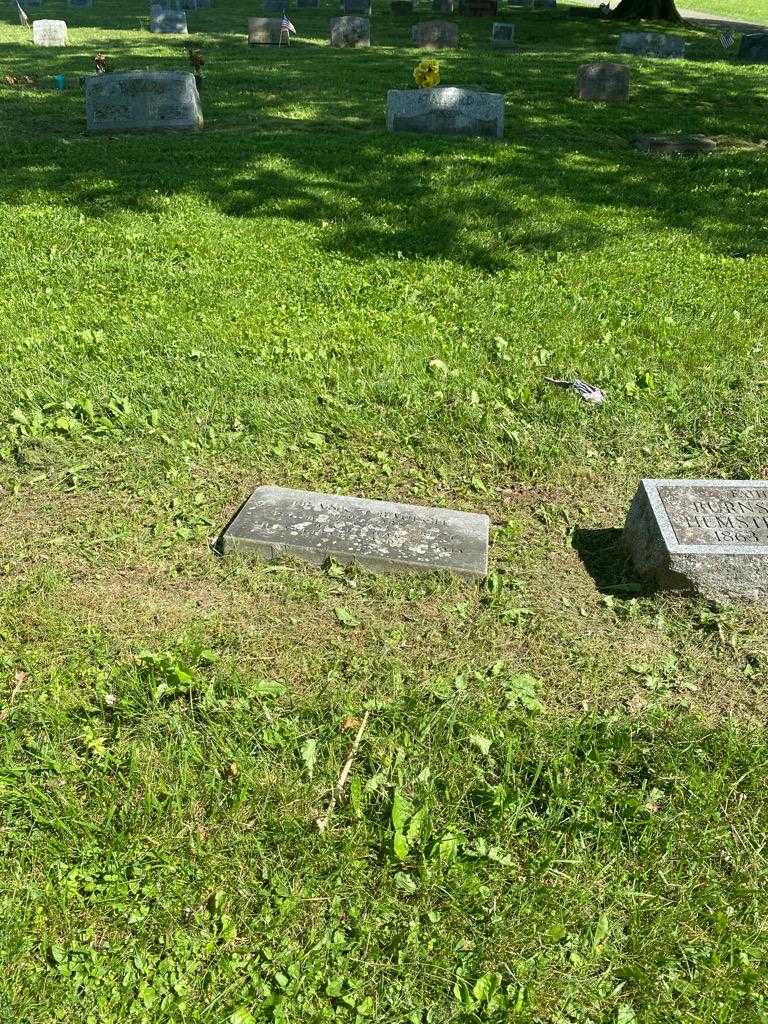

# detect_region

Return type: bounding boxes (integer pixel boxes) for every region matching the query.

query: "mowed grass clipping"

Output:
[1,0,768,1021]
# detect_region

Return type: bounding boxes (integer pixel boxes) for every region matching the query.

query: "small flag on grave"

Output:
[719,28,735,49]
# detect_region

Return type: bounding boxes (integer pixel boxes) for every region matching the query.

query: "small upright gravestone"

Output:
[343,0,370,13]
[248,16,282,42]
[411,20,458,47]
[433,0,455,11]
[85,71,203,133]
[330,15,370,45]
[387,86,504,138]
[618,31,685,58]
[222,486,489,578]
[491,22,515,49]
[624,479,768,603]
[576,62,630,103]
[32,19,68,45]
[738,32,768,63]
[150,6,188,32]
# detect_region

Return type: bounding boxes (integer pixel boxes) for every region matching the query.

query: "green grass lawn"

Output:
[2,2,768,1022]
[679,0,768,24]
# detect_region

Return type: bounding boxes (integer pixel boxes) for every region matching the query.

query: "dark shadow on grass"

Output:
[572,527,652,598]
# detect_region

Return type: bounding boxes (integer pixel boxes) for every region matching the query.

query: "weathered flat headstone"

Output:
[433,0,455,12]
[491,22,515,48]
[342,0,370,13]
[618,30,685,58]
[738,32,768,63]
[634,133,716,154]
[330,15,370,45]
[248,16,282,42]
[32,19,68,46]
[576,61,629,103]
[223,486,489,577]
[624,479,768,603]
[411,19,458,47]
[150,7,188,32]
[85,71,203,133]
[387,86,504,138]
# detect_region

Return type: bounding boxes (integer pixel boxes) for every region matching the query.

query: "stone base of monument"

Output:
[634,134,716,155]
[222,486,489,578]
[85,71,203,133]
[624,479,768,604]
[387,86,504,138]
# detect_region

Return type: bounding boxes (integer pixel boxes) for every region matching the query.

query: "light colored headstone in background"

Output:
[738,32,768,62]
[222,486,490,578]
[149,6,188,32]
[330,15,370,45]
[248,16,282,42]
[387,86,504,138]
[618,30,685,58]
[624,479,768,603]
[491,22,515,48]
[634,133,716,154]
[411,19,458,48]
[576,61,630,103]
[32,19,68,45]
[85,71,203,133]
[342,0,370,13]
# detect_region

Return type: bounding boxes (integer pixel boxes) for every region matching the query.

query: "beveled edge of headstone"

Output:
[222,485,490,578]
[627,479,768,557]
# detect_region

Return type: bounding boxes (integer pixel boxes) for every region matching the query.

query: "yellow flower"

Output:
[414,59,441,89]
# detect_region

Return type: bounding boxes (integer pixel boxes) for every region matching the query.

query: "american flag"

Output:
[545,377,605,404]
[281,13,296,32]
[719,28,735,49]
[16,2,29,26]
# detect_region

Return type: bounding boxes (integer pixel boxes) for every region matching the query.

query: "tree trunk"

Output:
[612,0,682,22]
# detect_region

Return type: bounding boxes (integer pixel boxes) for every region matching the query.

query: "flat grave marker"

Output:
[576,61,630,103]
[624,479,768,603]
[330,14,370,45]
[634,133,716,154]
[387,86,504,138]
[618,30,685,58]
[32,19,68,45]
[222,486,490,578]
[411,19,458,47]
[85,70,203,133]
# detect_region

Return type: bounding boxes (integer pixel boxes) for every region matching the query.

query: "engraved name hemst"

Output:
[660,486,768,546]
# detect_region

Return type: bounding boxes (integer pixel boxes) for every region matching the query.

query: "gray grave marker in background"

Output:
[411,19,458,47]
[85,70,203,133]
[738,32,768,62]
[32,19,68,45]
[248,16,282,42]
[576,61,630,102]
[387,86,504,138]
[624,479,768,603]
[491,22,515,48]
[223,486,489,577]
[618,30,685,58]
[342,0,371,14]
[330,15,370,45]
[150,6,188,31]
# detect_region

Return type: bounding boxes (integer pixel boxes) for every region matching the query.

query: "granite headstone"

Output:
[32,19,68,45]
[624,479,768,603]
[738,32,768,63]
[248,16,282,42]
[411,19,458,47]
[150,6,188,32]
[387,86,504,138]
[330,15,370,45]
[491,22,515,48]
[618,30,685,58]
[576,61,630,103]
[634,133,716,154]
[85,71,203,133]
[222,486,490,577]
